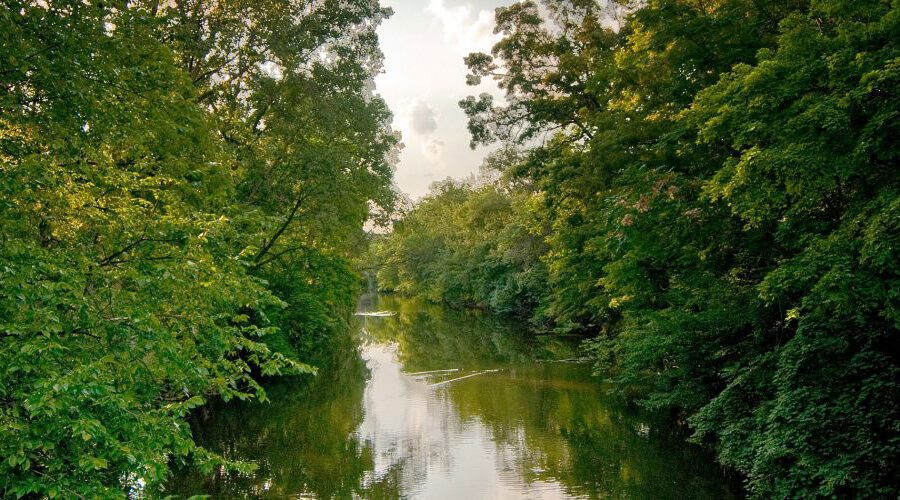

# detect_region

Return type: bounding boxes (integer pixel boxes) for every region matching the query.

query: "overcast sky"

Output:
[375,0,511,198]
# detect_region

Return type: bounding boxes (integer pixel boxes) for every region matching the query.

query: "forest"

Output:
[1,0,898,498]
[373,0,899,497]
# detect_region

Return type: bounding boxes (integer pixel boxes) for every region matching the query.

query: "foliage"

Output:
[378,0,900,496]
[0,0,396,496]
[373,170,551,325]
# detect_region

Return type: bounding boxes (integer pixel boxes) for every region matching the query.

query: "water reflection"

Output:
[167,294,737,498]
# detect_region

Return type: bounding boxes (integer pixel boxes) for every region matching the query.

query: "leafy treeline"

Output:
[0,0,395,496]
[374,167,551,319]
[374,0,899,496]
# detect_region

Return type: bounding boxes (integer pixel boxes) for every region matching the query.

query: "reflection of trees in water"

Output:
[362,295,735,499]
[444,366,736,499]
[170,294,736,498]
[363,294,555,372]
[166,331,404,498]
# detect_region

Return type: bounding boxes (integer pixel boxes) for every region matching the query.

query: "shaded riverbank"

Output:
[167,294,740,498]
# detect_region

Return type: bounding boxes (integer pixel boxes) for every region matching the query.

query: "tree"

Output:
[0,0,397,495]
[441,0,899,496]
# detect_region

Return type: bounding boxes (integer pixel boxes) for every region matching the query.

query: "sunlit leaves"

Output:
[0,0,395,496]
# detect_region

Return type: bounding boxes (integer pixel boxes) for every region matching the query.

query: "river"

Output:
[167,294,739,498]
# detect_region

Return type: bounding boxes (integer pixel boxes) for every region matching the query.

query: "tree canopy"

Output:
[0,0,397,496]
[375,0,900,496]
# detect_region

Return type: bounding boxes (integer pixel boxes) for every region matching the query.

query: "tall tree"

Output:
[0,0,397,496]
[451,0,899,496]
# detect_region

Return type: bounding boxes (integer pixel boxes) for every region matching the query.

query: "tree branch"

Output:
[252,191,309,267]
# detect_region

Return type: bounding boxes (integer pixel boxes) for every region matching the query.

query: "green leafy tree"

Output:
[384,0,900,496]
[373,166,550,324]
[0,0,396,496]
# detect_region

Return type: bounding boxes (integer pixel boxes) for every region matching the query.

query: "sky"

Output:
[374,0,512,198]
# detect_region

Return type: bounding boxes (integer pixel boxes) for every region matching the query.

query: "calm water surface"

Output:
[168,294,738,499]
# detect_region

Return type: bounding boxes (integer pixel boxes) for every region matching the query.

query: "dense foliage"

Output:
[0,0,396,496]
[375,0,900,496]
[373,168,550,321]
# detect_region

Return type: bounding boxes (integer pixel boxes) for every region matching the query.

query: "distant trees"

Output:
[376,0,900,496]
[0,0,396,496]
[374,171,550,320]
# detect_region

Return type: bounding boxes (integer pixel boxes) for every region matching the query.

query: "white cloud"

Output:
[422,138,445,165]
[425,0,498,55]
[374,0,507,197]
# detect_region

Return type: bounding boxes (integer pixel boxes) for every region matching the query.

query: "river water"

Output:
[168,294,739,498]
